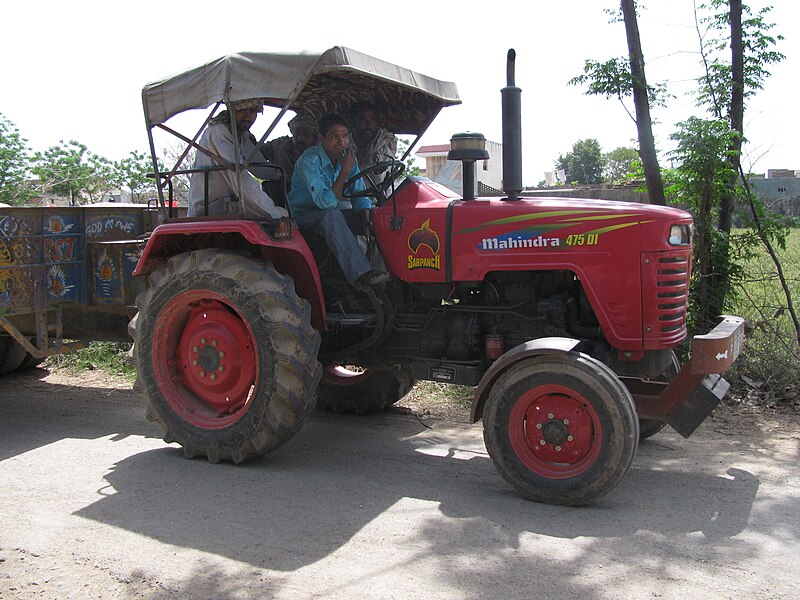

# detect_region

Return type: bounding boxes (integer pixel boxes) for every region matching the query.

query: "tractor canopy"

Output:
[142,46,461,135]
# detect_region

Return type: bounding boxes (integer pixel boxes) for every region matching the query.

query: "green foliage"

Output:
[114,150,155,201]
[603,146,640,182]
[667,117,741,330]
[555,139,605,185]
[569,57,671,121]
[0,113,36,205]
[47,342,136,380]
[697,1,785,117]
[396,136,420,177]
[31,140,115,204]
[728,229,800,395]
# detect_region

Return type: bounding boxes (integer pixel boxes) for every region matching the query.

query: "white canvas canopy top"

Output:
[142,46,461,136]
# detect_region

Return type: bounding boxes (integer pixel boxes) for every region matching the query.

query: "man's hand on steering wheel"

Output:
[342,159,405,204]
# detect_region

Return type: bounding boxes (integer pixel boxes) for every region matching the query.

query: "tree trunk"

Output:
[720,0,744,234]
[620,0,666,206]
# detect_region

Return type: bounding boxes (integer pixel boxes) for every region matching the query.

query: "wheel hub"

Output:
[176,300,257,417]
[509,385,603,479]
[541,418,568,446]
[198,344,221,372]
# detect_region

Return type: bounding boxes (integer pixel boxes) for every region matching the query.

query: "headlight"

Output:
[669,224,691,245]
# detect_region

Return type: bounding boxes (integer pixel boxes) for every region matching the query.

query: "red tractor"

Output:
[130,47,746,505]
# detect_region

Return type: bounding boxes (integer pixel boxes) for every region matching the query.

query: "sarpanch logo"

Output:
[408,219,441,271]
[480,235,561,250]
[408,255,441,270]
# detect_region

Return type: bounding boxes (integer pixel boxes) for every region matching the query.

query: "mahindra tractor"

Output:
[0,47,746,505]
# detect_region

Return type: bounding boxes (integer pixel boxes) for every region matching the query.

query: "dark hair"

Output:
[318,114,349,136]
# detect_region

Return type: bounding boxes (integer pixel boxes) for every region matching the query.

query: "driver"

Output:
[288,114,389,289]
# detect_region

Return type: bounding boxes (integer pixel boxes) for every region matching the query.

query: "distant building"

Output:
[749,170,800,218]
[416,139,503,195]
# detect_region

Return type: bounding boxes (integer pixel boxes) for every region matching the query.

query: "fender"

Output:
[470,337,582,423]
[133,219,327,330]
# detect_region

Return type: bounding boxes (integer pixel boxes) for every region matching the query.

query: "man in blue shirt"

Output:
[288,114,389,289]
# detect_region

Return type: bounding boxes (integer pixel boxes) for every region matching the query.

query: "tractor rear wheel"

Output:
[0,337,27,375]
[316,365,414,414]
[129,249,321,463]
[483,352,639,506]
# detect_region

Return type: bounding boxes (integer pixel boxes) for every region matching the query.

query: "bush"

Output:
[47,342,136,381]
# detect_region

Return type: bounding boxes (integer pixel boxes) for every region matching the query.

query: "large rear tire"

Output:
[0,337,27,375]
[129,249,322,463]
[316,365,414,414]
[483,352,639,506]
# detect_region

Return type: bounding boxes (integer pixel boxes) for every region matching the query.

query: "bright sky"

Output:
[2,0,796,185]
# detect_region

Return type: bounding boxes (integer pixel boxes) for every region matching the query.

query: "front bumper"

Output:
[625,316,749,437]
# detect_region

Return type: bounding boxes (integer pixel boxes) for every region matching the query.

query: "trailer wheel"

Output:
[316,365,414,414]
[129,249,321,463]
[483,353,639,506]
[638,351,681,441]
[0,338,27,375]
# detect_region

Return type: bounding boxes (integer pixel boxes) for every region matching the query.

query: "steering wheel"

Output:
[342,159,405,204]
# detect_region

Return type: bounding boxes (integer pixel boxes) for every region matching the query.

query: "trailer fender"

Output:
[133,219,327,329]
[470,337,582,423]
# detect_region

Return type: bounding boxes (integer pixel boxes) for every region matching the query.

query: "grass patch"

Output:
[46,342,136,381]
[727,228,800,403]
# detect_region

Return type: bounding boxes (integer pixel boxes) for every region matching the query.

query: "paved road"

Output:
[1,369,798,599]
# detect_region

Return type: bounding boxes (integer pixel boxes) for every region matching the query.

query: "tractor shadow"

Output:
[74,407,763,571]
[0,367,157,461]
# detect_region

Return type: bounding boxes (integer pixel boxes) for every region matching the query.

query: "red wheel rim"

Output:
[508,384,602,479]
[152,291,259,429]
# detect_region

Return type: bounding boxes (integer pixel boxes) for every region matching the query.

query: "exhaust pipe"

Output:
[501,49,523,201]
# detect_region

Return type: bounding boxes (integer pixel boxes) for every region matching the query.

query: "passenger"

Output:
[350,101,398,185]
[259,113,318,191]
[288,114,389,289]
[187,98,288,220]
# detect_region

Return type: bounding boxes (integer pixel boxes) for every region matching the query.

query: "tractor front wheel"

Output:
[483,352,639,505]
[129,249,321,463]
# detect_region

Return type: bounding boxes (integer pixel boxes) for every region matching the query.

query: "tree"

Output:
[604,146,639,181]
[620,0,666,205]
[31,140,114,204]
[555,139,605,185]
[0,113,35,205]
[114,150,155,201]
[568,2,667,204]
[396,137,420,178]
[683,1,797,344]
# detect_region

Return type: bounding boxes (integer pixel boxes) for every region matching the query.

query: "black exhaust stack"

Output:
[501,49,523,200]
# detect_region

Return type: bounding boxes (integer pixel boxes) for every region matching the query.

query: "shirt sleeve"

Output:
[294,152,339,210]
[345,162,372,211]
[208,126,285,219]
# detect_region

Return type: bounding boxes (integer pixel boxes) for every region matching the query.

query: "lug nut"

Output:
[563,419,570,425]
[567,435,574,442]
[210,373,217,380]
[218,365,225,372]
[192,360,198,366]
[201,337,206,344]
[212,339,218,347]
[539,440,546,446]
[548,413,554,419]
[219,351,225,358]
[536,423,542,430]
[193,346,199,353]
[555,446,562,452]
[199,371,205,378]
